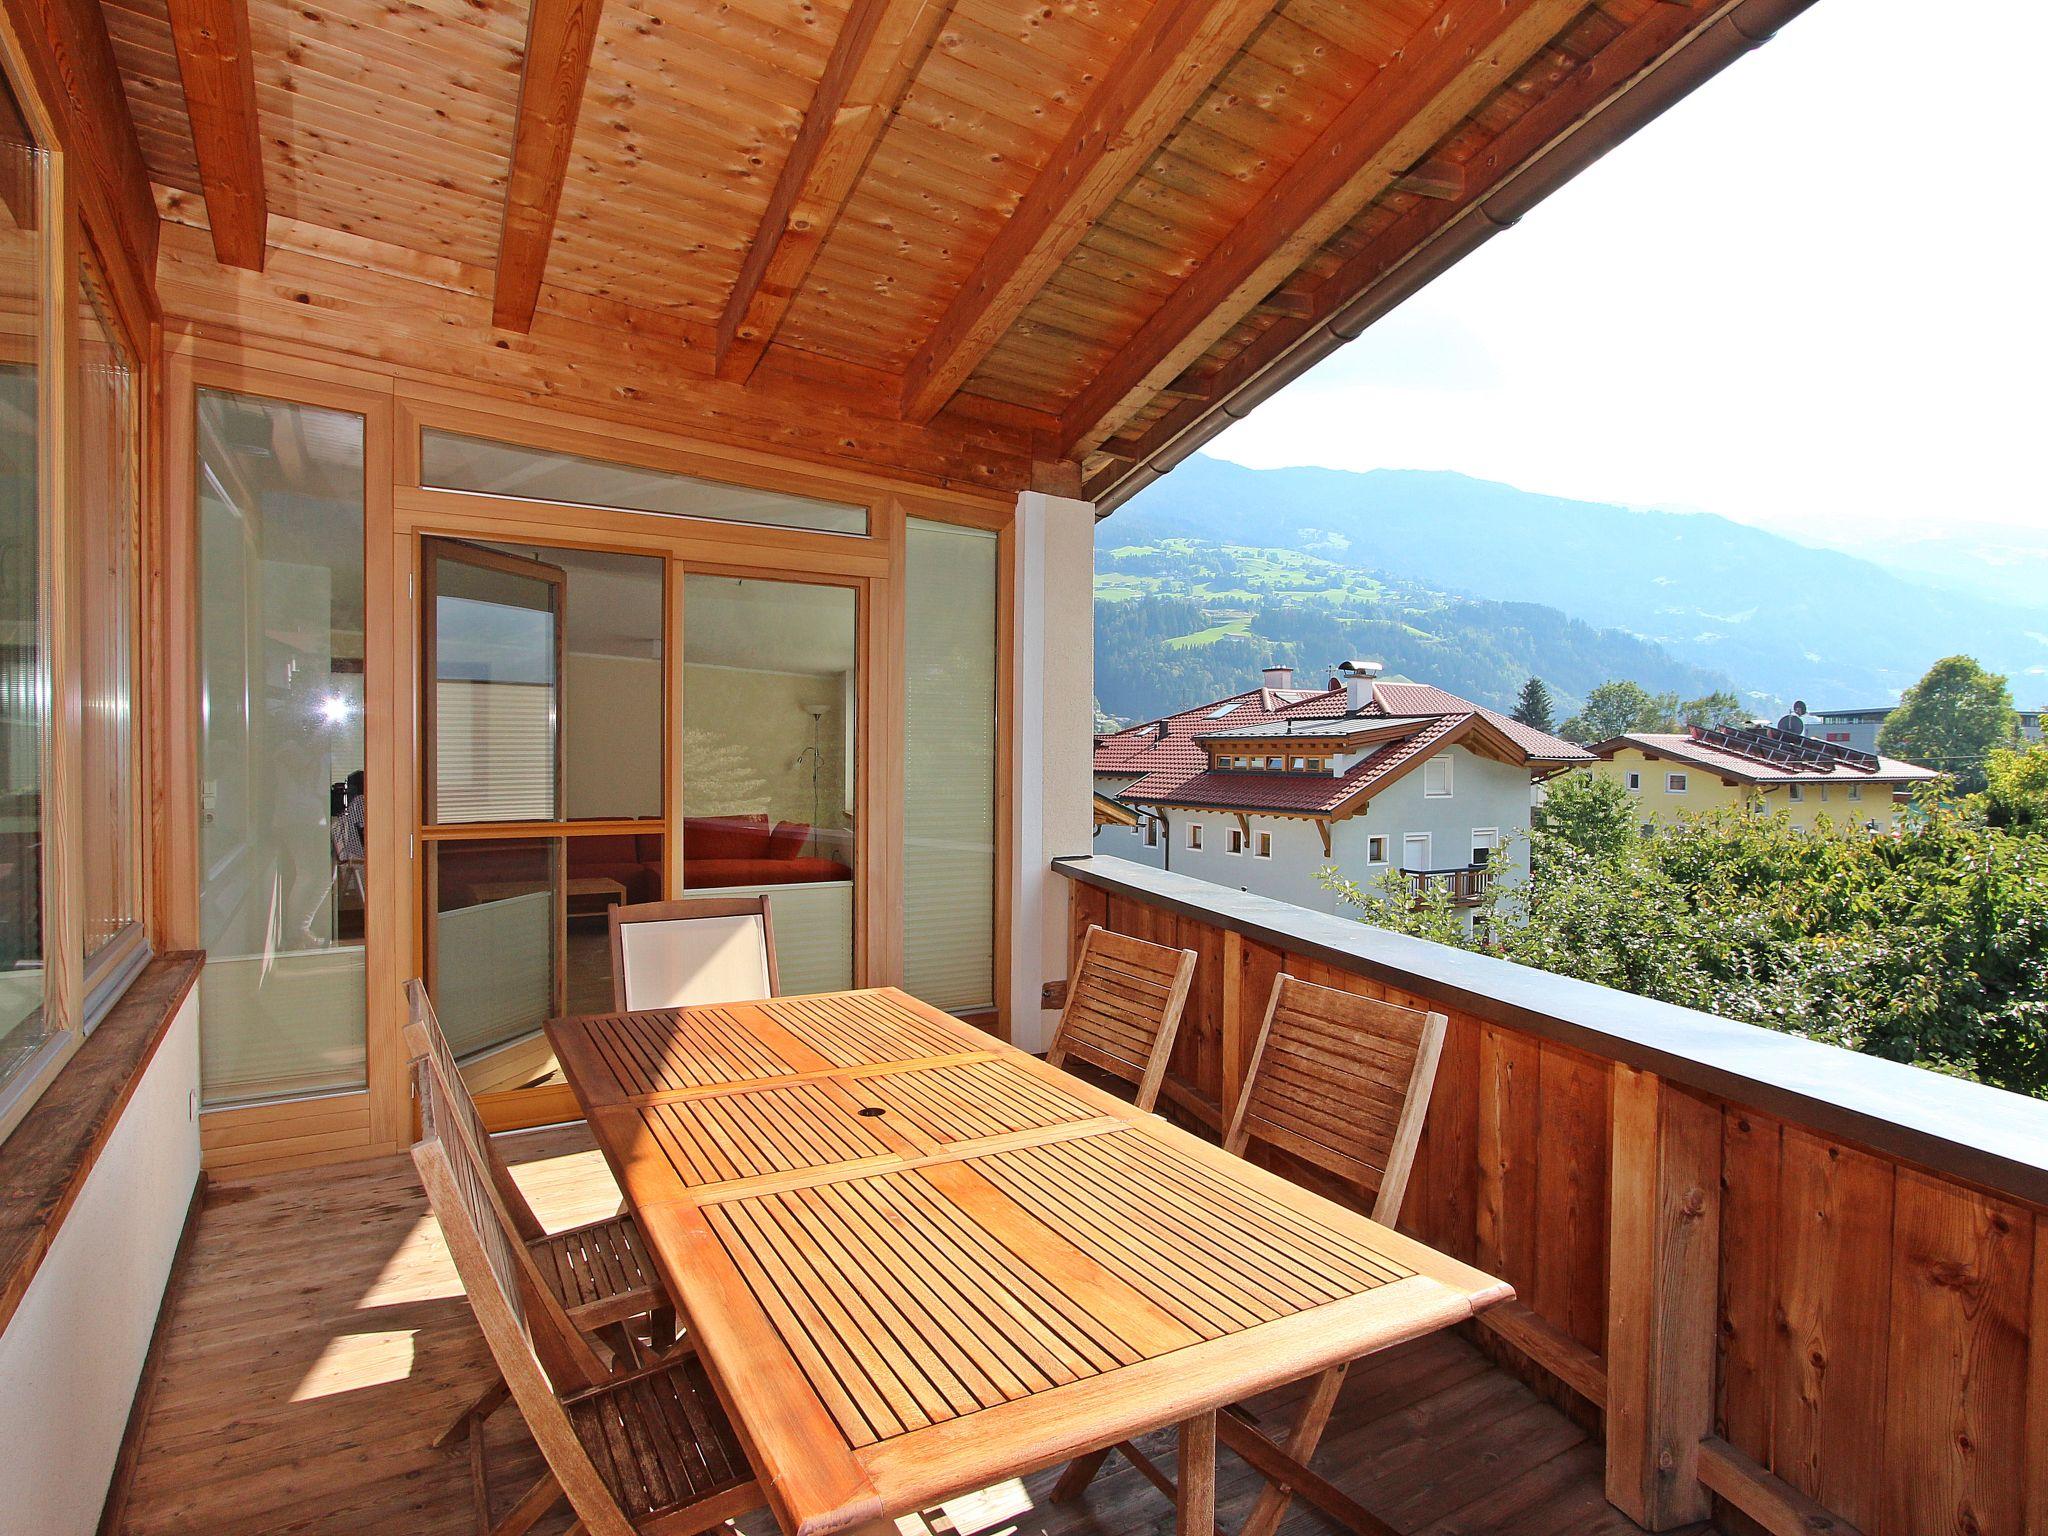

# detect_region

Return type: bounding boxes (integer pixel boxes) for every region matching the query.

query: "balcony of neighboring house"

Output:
[1401,863,1493,907]
[12,3,2024,1536]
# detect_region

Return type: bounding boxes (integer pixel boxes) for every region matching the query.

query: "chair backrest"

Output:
[404,978,546,1242]
[411,1075,636,1536]
[1047,925,1198,1112]
[1223,973,1447,1225]
[608,896,778,1012]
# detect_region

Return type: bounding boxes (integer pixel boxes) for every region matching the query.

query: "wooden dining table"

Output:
[546,987,1511,1536]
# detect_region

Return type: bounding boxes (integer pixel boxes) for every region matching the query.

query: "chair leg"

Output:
[1237,1362,1348,1536]
[490,1472,564,1536]
[1050,1446,1115,1501]
[468,1420,492,1536]
[436,1376,512,1451]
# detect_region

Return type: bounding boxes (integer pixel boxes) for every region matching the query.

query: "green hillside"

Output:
[1095,536,1739,727]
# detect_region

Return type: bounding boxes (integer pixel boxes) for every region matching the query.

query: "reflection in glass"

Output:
[428,542,562,823]
[427,540,663,824]
[682,575,855,994]
[429,833,651,1088]
[78,260,141,971]
[0,75,44,1090]
[420,429,867,537]
[197,390,368,1106]
[903,521,996,1013]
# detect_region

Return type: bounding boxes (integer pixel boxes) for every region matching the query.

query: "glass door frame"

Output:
[392,412,892,1131]
[161,352,403,1164]
[166,355,1010,1161]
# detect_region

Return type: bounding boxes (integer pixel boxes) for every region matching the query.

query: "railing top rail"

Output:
[1054,855,2048,1209]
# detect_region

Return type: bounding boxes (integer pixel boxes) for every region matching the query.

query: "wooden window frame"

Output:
[1666,772,1688,794]
[0,40,163,1144]
[159,352,1019,1165]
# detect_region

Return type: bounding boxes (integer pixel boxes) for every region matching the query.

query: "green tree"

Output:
[1973,740,2048,831]
[1680,690,1748,730]
[1511,676,1556,732]
[1558,679,1680,743]
[1531,770,1637,862]
[1877,655,2016,792]
[1324,795,2048,1098]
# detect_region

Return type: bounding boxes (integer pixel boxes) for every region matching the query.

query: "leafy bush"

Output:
[1324,790,2048,1098]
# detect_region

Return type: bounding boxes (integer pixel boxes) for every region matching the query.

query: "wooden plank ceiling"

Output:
[98,0,1746,492]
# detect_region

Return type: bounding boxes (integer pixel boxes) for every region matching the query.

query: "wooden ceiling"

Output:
[89,0,1795,494]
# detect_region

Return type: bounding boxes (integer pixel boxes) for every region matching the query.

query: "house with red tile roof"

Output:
[1093,662,1589,921]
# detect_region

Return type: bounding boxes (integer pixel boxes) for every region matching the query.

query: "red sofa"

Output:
[678,814,851,888]
[445,815,852,909]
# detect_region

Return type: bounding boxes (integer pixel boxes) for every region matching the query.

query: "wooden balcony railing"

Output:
[1053,854,2048,1536]
[1402,863,1490,906]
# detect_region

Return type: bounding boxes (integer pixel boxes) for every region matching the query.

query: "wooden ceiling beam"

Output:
[898,0,1279,425]
[716,0,955,384]
[1057,0,1586,457]
[1087,0,1743,495]
[165,0,266,270]
[1391,157,1465,200]
[492,0,605,333]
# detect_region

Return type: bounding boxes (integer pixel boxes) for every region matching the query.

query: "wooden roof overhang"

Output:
[28,0,1812,496]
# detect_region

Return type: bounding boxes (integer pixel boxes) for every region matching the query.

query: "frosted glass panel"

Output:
[77,262,141,971]
[903,521,996,1013]
[197,390,367,1107]
[421,429,867,536]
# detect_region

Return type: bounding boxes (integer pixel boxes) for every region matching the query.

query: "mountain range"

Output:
[1104,456,2048,711]
[1094,536,1735,727]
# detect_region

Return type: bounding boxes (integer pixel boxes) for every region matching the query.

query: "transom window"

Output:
[420,428,868,537]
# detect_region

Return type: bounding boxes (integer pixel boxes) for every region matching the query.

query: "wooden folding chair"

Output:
[607,895,778,1012]
[404,979,674,1446]
[412,1065,764,1536]
[1054,972,1446,1536]
[1045,924,1197,1112]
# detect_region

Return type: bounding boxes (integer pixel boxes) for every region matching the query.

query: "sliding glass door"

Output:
[419,538,666,1095]
[679,574,857,994]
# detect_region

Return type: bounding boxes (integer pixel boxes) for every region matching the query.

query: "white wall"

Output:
[0,989,201,1535]
[1170,815,1340,911]
[1152,747,1538,922]
[564,650,662,819]
[1010,490,1095,1050]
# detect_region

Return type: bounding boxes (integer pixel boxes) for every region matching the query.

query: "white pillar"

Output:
[1009,489,1095,1051]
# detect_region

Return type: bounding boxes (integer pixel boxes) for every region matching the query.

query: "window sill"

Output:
[0,953,203,1338]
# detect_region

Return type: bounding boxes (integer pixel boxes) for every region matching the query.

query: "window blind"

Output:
[434,681,556,822]
[902,520,997,1014]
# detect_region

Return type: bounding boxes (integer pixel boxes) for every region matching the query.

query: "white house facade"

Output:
[1093,664,1588,925]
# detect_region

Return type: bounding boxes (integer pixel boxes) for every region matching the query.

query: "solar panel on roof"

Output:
[1690,723,1879,773]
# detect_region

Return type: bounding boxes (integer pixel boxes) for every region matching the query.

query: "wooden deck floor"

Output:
[114,1125,1668,1536]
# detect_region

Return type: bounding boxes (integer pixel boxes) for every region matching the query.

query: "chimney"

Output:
[1261,665,1294,691]
[1338,659,1383,714]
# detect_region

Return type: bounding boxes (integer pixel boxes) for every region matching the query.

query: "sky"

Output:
[1205,0,2048,562]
